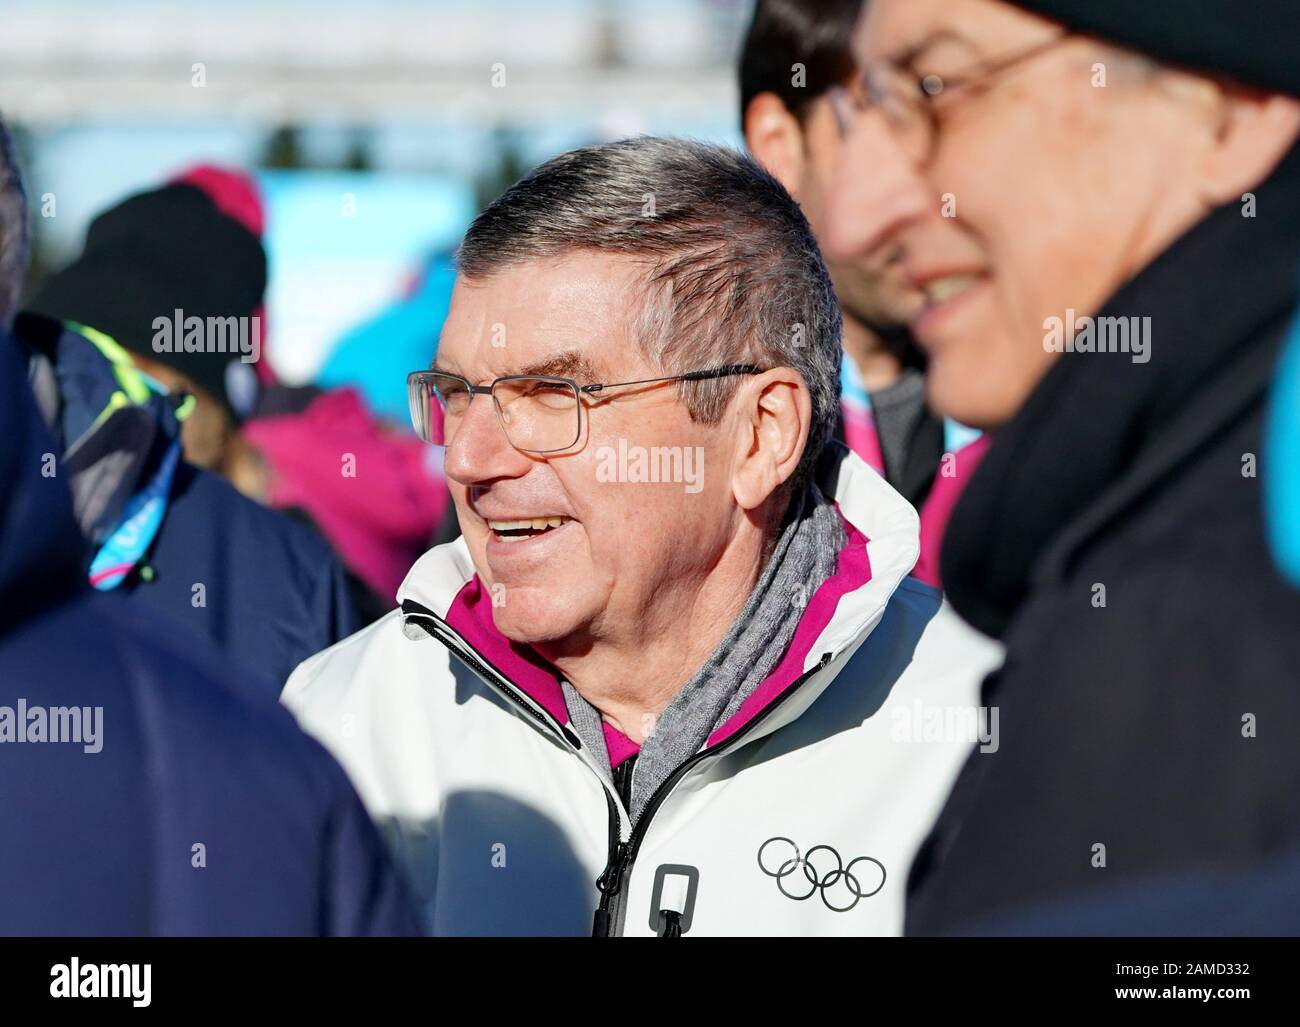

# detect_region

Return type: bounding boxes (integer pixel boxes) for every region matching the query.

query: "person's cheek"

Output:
[570,459,622,590]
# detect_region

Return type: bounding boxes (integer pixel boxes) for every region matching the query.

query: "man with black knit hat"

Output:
[5,155,359,693]
[825,0,1300,933]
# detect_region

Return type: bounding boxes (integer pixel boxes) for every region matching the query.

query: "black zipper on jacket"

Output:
[401,596,836,938]
[591,752,640,935]
[590,650,837,937]
[592,811,629,937]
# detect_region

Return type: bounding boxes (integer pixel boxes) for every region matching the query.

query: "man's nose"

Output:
[823,111,932,265]
[441,392,532,486]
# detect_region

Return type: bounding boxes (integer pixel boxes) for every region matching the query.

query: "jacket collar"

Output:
[15,313,185,545]
[398,443,922,746]
[942,141,1300,639]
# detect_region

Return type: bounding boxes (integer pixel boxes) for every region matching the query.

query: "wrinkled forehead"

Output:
[853,0,1057,67]
[433,252,652,383]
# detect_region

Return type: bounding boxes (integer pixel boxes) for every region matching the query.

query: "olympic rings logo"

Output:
[757,837,886,912]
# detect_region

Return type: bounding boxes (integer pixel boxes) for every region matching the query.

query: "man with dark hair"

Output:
[285,136,1001,936]
[739,0,862,126]
[739,0,988,587]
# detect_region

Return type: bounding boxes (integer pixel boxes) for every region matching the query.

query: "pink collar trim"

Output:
[443,577,569,724]
[443,509,873,763]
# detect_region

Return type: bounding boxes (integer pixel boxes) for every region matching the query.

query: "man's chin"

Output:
[489,598,588,648]
[927,349,1032,433]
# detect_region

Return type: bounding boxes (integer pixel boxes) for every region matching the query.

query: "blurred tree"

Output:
[473,124,531,213]
[341,129,374,172]
[259,126,305,169]
[594,0,620,68]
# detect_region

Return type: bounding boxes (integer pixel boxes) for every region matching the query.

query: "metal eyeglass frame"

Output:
[826,31,1072,159]
[407,364,766,454]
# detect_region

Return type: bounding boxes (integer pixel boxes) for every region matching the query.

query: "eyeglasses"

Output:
[407,365,765,454]
[826,31,1072,162]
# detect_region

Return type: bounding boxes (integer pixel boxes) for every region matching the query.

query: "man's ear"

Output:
[1196,88,1300,206]
[744,92,807,201]
[731,369,812,512]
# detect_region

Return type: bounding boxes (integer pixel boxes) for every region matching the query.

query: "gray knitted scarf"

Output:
[563,482,846,822]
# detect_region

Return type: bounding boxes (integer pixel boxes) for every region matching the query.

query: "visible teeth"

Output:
[487,516,571,535]
[924,274,979,305]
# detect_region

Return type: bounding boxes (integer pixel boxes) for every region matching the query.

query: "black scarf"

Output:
[942,142,1300,638]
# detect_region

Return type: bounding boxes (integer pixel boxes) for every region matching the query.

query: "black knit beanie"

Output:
[1010,0,1300,97]
[26,182,267,419]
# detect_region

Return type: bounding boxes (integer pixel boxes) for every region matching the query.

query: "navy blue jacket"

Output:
[129,458,359,693]
[0,330,421,935]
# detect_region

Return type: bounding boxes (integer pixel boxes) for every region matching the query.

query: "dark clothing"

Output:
[129,460,360,691]
[2,593,422,935]
[868,368,946,509]
[907,143,1300,934]
[281,504,396,626]
[830,369,948,510]
[0,330,421,935]
[16,314,358,693]
[966,845,1300,936]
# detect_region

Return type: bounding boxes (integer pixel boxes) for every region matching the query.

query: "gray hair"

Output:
[0,116,27,332]
[458,136,842,497]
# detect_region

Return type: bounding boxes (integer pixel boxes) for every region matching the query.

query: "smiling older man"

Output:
[283,137,1000,936]
[823,0,1300,933]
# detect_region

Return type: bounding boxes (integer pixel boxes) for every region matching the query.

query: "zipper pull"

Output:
[597,841,630,895]
[591,841,630,936]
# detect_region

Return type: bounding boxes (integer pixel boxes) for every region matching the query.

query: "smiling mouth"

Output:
[487,516,573,543]
[919,273,983,308]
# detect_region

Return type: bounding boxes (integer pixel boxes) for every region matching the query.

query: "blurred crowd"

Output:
[2,0,1300,938]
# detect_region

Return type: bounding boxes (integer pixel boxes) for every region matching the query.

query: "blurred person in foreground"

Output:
[0,130,420,937]
[823,0,1300,933]
[7,144,357,691]
[740,0,989,587]
[283,137,1002,936]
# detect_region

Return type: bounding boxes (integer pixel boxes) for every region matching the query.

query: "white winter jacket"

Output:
[282,446,1002,936]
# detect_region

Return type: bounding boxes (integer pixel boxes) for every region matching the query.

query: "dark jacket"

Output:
[0,329,421,935]
[906,143,1300,934]
[16,313,358,693]
[966,844,1300,936]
